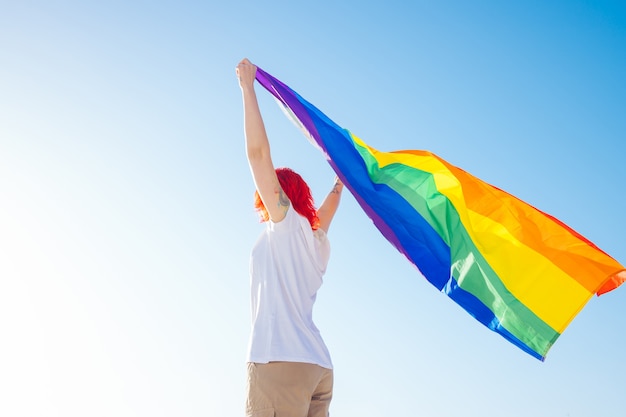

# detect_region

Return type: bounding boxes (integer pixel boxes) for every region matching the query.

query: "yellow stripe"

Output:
[467,211,592,332]
[353,136,593,331]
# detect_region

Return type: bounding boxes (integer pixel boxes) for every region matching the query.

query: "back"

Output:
[247,206,332,369]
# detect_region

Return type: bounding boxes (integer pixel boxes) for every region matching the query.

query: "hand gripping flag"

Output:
[255,67,625,360]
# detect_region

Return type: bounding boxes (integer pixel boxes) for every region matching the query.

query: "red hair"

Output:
[254,167,320,230]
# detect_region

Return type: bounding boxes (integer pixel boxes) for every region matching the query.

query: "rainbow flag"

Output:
[255,67,625,360]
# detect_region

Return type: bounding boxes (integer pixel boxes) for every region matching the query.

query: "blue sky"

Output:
[1,1,625,416]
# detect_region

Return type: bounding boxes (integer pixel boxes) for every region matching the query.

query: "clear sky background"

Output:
[1,1,625,416]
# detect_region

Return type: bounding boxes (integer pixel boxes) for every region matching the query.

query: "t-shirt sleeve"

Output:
[313,228,331,272]
[271,206,331,273]
[268,205,299,231]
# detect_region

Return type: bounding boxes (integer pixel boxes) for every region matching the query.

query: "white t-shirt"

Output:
[247,206,332,369]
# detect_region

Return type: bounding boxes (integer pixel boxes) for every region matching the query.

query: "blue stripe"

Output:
[303,102,452,289]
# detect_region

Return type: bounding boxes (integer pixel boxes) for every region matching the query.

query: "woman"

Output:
[236,58,343,417]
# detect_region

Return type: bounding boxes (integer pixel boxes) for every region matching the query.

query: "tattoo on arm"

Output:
[330,183,342,195]
[277,188,290,212]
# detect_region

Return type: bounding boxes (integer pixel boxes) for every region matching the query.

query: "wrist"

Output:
[240,82,256,94]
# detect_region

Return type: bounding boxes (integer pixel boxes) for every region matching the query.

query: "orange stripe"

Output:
[409,151,624,294]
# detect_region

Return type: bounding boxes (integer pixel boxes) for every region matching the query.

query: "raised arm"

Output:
[236,58,289,222]
[317,177,344,233]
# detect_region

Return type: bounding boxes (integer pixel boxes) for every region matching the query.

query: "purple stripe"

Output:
[256,68,324,152]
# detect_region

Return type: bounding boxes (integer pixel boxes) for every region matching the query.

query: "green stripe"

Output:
[353,142,560,355]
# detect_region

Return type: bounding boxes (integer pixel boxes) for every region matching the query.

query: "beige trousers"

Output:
[246,362,333,417]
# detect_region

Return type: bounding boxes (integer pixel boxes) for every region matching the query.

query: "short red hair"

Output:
[254,167,320,230]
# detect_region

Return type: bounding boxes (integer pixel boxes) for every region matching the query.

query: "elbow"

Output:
[246,147,272,168]
[246,148,260,161]
[246,145,266,161]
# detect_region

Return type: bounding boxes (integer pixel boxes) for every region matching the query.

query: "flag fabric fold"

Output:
[255,67,625,360]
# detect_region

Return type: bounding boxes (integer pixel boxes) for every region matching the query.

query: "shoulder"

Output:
[269,205,299,231]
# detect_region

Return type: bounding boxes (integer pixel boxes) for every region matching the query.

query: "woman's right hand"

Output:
[236,58,257,90]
